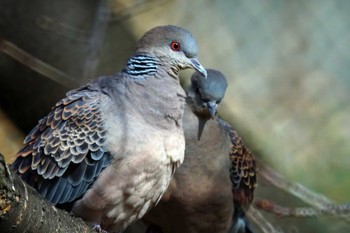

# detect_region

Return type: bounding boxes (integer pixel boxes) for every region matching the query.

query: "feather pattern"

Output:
[123,54,160,76]
[11,25,206,233]
[218,119,257,209]
[12,89,112,204]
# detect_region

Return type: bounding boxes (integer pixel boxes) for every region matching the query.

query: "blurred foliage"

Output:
[0,110,24,162]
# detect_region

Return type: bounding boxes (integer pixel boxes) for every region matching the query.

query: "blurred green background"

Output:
[1,0,349,232]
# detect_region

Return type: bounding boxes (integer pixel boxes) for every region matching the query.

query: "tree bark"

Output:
[0,153,96,233]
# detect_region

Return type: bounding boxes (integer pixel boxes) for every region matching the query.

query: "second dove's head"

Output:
[136,25,207,77]
[188,69,228,119]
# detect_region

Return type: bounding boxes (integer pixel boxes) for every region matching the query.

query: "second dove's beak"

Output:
[189,58,207,78]
[206,101,218,119]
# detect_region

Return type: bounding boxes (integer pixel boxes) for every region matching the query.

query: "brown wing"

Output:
[12,88,111,205]
[218,119,257,210]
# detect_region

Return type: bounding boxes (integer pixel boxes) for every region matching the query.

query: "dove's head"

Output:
[187,69,228,140]
[187,69,228,119]
[136,25,207,78]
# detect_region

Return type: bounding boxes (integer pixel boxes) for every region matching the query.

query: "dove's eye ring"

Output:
[170,41,181,51]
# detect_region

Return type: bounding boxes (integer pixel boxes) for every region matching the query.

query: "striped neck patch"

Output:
[123,54,159,77]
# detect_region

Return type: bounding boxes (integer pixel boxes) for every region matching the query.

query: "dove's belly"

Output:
[71,90,186,232]
[71,126,185,232]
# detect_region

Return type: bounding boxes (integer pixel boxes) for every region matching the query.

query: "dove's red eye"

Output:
[170,41,181,51]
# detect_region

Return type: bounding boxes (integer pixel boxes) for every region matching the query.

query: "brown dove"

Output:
[142,69,257,233]
[11,25,207,233]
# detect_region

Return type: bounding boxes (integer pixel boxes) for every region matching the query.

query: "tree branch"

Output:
[255,199,350,218]
[0,153,96,233]
[256,159,350,223]
[247,206,285,233]
[0,37,78,88]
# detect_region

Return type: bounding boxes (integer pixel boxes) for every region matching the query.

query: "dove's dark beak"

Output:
[206,101,218,119]
[197,118,208,141]
[189,58,207,78]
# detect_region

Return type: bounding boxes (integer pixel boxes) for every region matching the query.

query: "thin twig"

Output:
[247,206,284,233]
[256,199,350,218]
[0,37,78,88]
[257,159,350,223]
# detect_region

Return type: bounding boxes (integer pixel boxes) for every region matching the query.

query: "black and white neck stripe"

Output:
[123,54,160,77]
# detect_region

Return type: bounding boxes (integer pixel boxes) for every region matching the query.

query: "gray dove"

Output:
[142,69,257,233]
[12,25,207,233]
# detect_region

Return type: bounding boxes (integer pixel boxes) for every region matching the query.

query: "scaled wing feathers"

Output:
[12,89,111,204]
[218,119,257,209]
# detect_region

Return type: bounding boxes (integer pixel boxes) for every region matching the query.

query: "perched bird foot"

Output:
[92,224,108,233]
